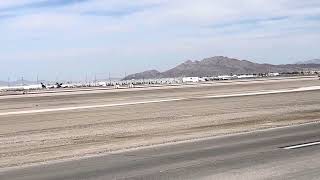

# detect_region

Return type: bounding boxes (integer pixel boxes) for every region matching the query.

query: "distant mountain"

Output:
[296,59,320,64]
[0,80,48,87]
[123,70,162,80]
[0,80,26,86]
[123,56,320,80]
[0,81,8,86]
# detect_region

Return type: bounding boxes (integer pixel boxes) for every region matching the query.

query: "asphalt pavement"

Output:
[1,122,320,180]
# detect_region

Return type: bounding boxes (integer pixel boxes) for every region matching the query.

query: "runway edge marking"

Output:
[282,141,320,150]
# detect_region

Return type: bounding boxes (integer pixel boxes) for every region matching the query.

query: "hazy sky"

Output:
[0,0,319,81]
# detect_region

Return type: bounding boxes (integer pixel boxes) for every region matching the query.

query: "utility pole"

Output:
[36,74,39,84]
[125,72,127,85]
[7,77,10,87]
[21,76,24,86]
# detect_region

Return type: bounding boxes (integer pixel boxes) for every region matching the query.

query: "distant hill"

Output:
[296,59,320,64]
[121,70,161,80]
[0,81,8,86]
[0,80,48,87]
[123,56,320,80]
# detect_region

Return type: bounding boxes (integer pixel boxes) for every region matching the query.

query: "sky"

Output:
[0,0,320,81]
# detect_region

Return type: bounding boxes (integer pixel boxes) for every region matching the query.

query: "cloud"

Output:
[0,0,88,11]
[0,0,319,80]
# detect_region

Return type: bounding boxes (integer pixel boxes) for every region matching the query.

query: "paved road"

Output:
[1,122,320,180]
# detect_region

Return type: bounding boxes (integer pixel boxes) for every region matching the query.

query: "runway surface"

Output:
[0,77,320,179]
[2,122,320,180]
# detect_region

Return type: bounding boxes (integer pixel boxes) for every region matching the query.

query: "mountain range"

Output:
[296,59,320,64]
[0,80,33,86]
[123,56,320,80]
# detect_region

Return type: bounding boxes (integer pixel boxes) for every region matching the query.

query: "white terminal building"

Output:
[182,77,207,83]
[182,77,199,83]
[268,72,280,76]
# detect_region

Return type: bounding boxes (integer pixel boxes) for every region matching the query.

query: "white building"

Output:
[0,84,43,91]
[97,81,107,86]
[182,77,199,83]
[268,72,280,77]
[237,74,257,79]
[217,75,233,80]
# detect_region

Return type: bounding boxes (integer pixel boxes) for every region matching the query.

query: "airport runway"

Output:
[0,77,320,179]
[2,122,320,180]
